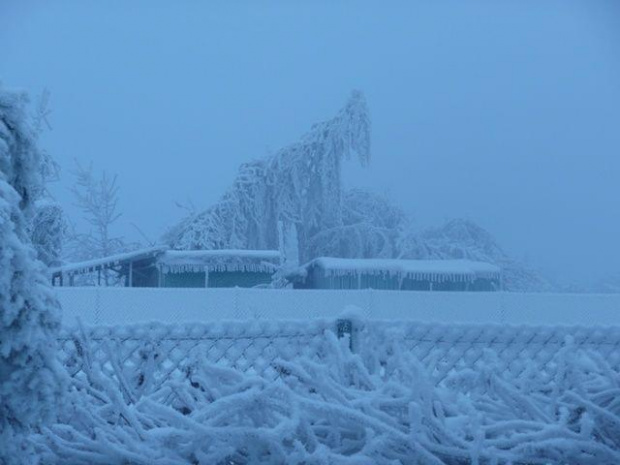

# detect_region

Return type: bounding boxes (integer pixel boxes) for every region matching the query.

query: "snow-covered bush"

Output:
[0,86,63,464]
[38,321,620,464]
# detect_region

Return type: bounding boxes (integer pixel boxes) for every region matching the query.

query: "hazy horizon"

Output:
[2,0,620,286]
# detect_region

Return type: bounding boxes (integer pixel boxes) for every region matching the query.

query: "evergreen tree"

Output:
[0,85,63,464]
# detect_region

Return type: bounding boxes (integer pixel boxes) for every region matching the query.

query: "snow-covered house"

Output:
[51,248,281,288]
[290,257,502,291]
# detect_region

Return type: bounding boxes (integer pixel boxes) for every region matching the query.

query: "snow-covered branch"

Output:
[37,322,620,464]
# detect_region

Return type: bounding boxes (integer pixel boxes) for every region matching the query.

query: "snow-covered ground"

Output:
[56,287,620,327]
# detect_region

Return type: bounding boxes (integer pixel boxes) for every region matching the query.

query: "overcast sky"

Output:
[2,0,620,284]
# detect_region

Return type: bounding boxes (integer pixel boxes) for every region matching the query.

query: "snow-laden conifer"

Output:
[0,85,62,464]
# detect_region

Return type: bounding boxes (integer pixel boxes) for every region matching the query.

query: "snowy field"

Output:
[56,287,620,327]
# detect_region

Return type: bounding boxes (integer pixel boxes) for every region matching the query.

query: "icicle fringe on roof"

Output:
[157,249,280,274]
[306,257,501,283]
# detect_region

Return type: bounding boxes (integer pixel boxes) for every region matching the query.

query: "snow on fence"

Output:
[58,317,620,393]
[58,320,334,387]
[49,317,620,463]
[56,286,620,327]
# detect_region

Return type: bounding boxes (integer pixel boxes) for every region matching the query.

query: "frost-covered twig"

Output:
[35,322,620,465]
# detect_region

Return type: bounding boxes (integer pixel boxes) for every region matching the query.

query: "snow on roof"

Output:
[157,249,281,274]
[304,257,501,282]
[51,248,282,277]
[50,246,167,276]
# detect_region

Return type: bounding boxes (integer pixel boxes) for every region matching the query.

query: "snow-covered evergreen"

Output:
[0,85,63,464]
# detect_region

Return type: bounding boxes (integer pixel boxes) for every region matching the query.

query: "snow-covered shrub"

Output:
[38,321,620,464]
[0,86,63,464]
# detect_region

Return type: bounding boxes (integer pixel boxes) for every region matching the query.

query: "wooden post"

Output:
[128,261,134,287]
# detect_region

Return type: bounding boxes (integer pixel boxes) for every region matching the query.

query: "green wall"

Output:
[161,270,272,288]
[303,268,499,291]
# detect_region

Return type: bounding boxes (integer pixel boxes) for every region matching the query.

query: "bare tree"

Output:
[68,161,128,284]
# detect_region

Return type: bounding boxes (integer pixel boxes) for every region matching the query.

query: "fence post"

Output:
[234,286,240,318]
[336,318,354,351]
[94,287,101,325]
[366,287,374,318]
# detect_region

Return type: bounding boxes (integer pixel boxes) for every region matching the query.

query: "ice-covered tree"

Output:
[31,199,66,267]
[26,89,66,268]
[399,218,554,292]
[164,92,552,291]
[0,85,63,464]
[166,91,371,263]
[308,188,407,259]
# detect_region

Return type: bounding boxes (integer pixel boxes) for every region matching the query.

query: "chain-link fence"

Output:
[58,320,336,398]
[58,316,620,403]
[358,320,620,382]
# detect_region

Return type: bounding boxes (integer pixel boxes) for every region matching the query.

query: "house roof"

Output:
[50,246,167,276]
[50,248,282,277]
[302,257,501,282]
[157,249,281,273]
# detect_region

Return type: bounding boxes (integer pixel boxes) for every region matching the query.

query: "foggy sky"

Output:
[2,0,620,285]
